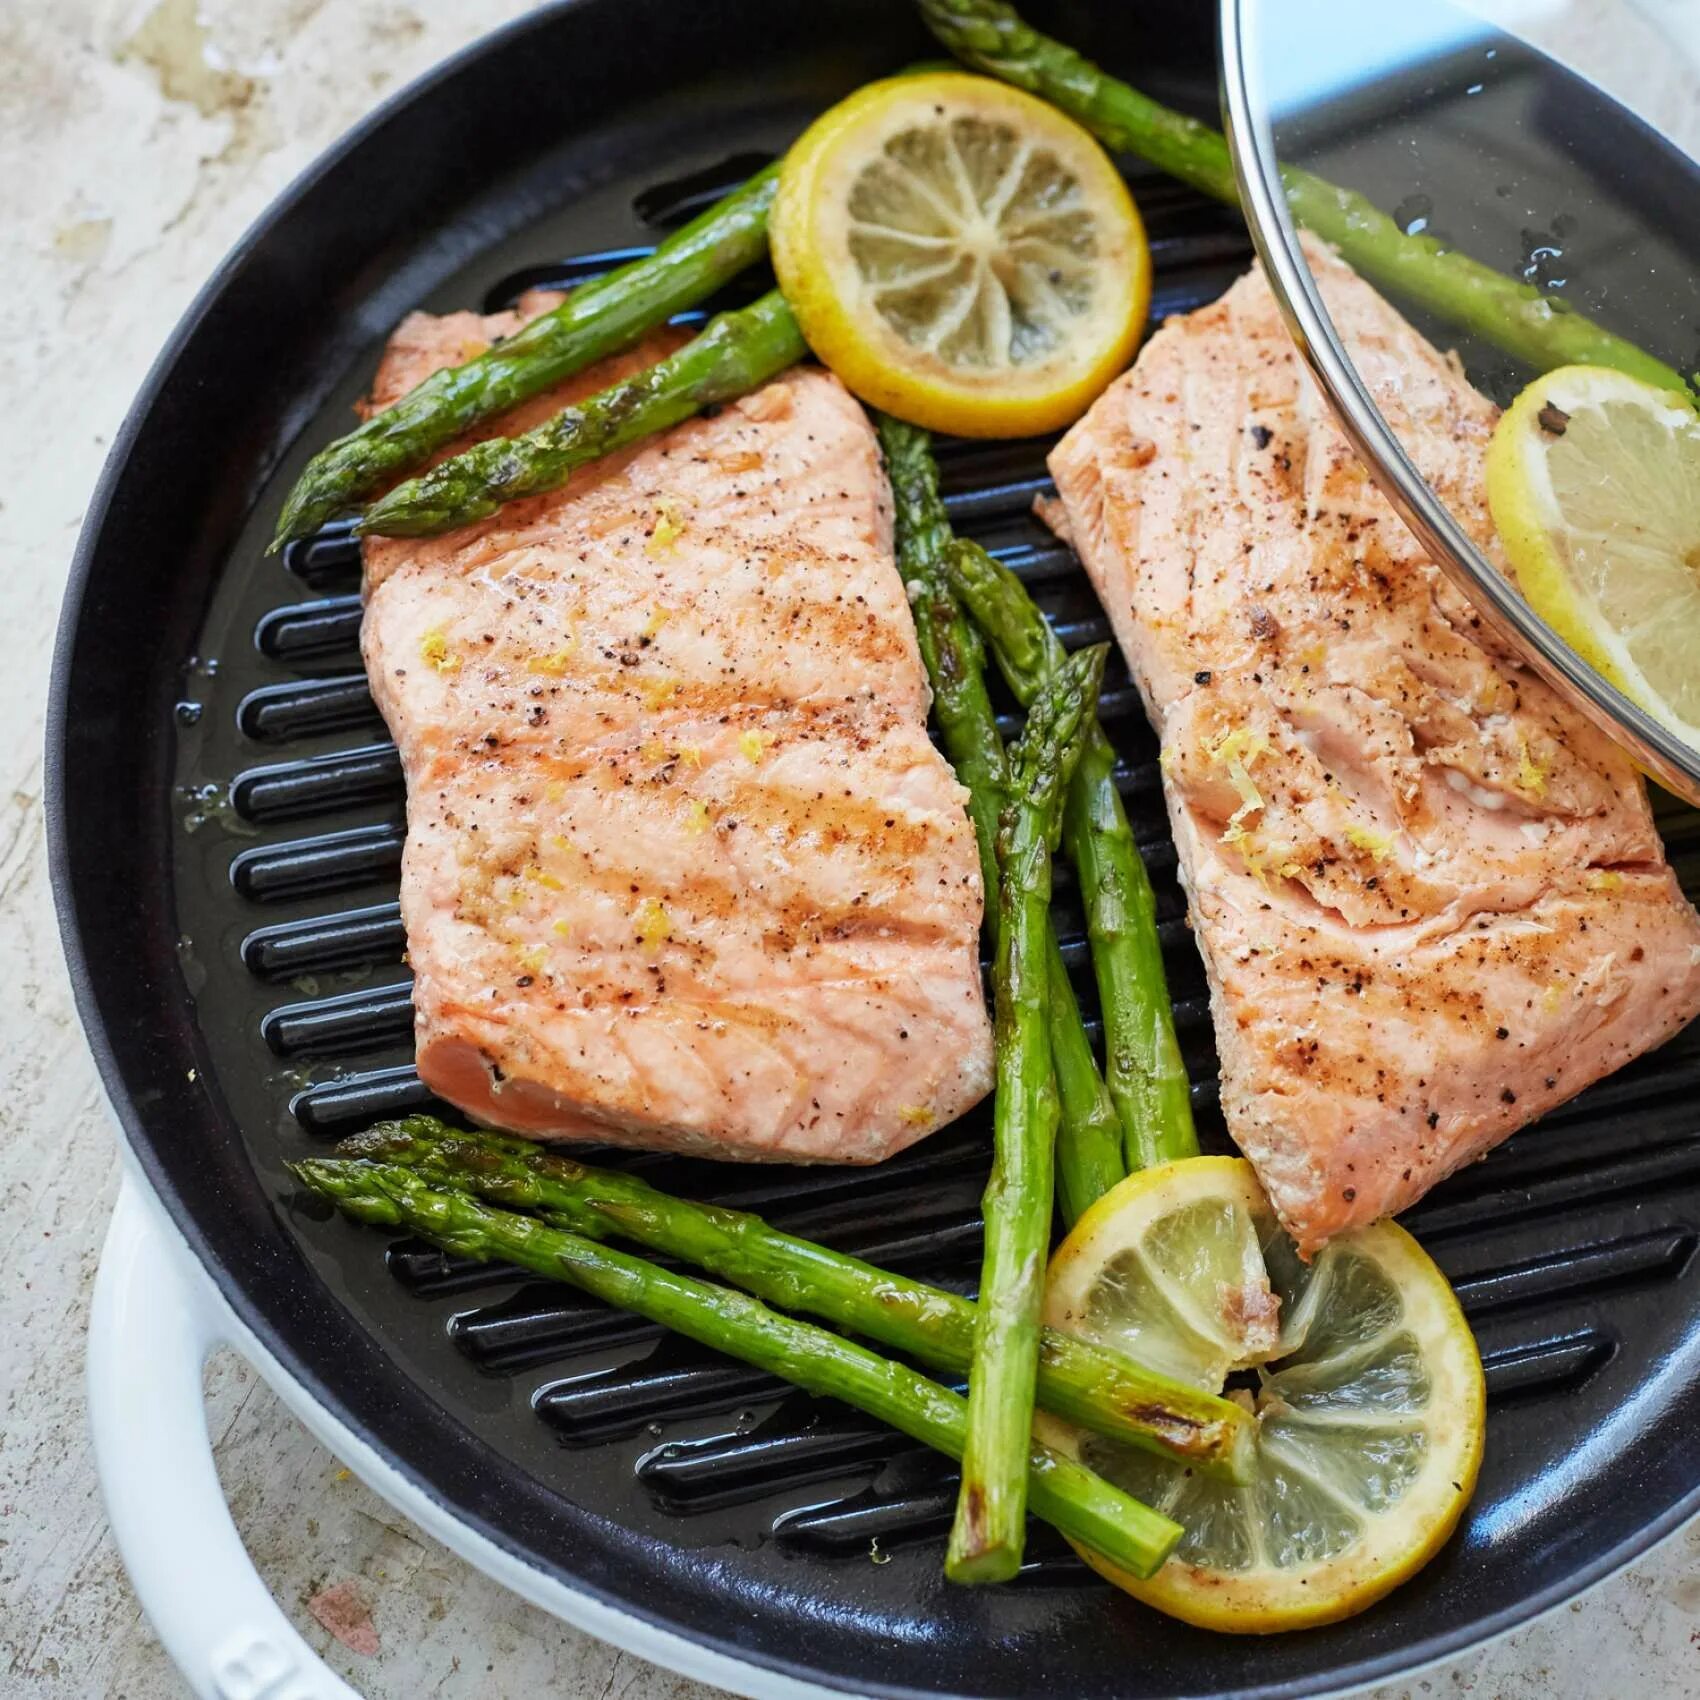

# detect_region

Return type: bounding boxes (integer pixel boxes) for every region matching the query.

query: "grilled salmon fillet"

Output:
[1050,240,1700,1251]
[360,299,993,1162]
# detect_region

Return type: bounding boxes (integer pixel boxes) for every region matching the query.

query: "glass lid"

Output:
[1220,0,1700,803]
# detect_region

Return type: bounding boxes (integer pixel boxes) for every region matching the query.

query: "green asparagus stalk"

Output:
[358,290,806,538]
[879,414,1125,1223]
[918,0,1689,394]
[294,1157,1182,1579]
[271,164,780,547]
[950,643,1106,1584]
[887,552,1123,1223]
[338,1117,1252,1474]
[876,412,997,871]
[947,537,1195,1170]
[1065,729,1194,1169]
[1039,934,1127,1218]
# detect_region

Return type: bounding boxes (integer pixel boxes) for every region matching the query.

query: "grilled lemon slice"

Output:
[772,72,1148,437]
[1487,363,1700,747]
[1039,1158,1484,1632]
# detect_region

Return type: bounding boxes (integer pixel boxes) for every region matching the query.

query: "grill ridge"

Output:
[242,901,405,980]
[538,1353,791,1442]
[291,1064,435,1132]
[637,1409,907,1512]
[231,822,404,901]
[1450,1227,1698,1317]
[1477,1329,1616,1402]
[237,674,385,743]
[256,594,364,667]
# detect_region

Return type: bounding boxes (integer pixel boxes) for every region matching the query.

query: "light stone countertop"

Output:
[3,2,1700,1695]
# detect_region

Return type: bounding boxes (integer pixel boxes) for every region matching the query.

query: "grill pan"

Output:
[48,2,1700,1695]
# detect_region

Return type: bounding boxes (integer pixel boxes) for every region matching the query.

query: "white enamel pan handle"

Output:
[89,1175,361,1700]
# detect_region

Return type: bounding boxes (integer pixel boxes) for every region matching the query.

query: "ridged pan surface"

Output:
[47,3,1700,1696]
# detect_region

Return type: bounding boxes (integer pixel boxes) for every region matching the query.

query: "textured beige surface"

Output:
[3,2,1700,1696]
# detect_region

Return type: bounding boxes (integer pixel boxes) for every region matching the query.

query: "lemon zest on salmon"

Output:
[420,628,459,673]
[516,945,547,975]
[642,606,672,641]
[1586,869,1623,892]
[1204,727,1272,845]
[635,897,672,953]
[739,729,774,764]
[1474,674,1512,714]
[552,919,571,939]
[1344,822,1394,862]
[642,738,669,766]
[1542,982,1566,1012]
[1235,833,1296,889]
[677,744,704,769]
[1235,838,1271,884]
[898,1105,933,1128]
[1514,732,1548,798]
[640,677,678,710]
[646,501,686,556]
[684,799,712,836]
[523,862,564,892]
[528,640,578,676]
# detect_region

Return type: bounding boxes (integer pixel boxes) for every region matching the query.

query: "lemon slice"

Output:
[772,72,1149,437]
[1486,363,1700,746]
[1038,1158,1483,1632]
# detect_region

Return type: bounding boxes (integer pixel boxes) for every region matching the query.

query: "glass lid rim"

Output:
[1216,0,1700,807]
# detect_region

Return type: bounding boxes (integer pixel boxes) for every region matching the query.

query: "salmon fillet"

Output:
[360,299,993,1162]
[1050,240,1700,1251]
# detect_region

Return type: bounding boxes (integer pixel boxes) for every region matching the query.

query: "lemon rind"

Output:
[772,73,1149,438]
[1040,1159,1485,1633]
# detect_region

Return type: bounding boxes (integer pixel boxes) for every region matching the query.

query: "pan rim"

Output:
[42,3,1700,1693]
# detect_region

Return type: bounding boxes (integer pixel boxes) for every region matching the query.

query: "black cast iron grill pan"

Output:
[48,3,1700,1695]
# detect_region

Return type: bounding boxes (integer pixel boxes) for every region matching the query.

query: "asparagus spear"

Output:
[879,414,1125,1222]
[947,537,1195,1169]
[339,1117,1252,1474]
[1039,926,1128,1216]
[359,290,806,537]
[950,643,1106,1584]
[294,1157,1182,1579]
[271,164,780,548]
[918,0,1688,394]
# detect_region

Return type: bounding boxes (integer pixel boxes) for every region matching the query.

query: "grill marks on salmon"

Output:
[1050,242,1700,1251]
[361,300,992,1162]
